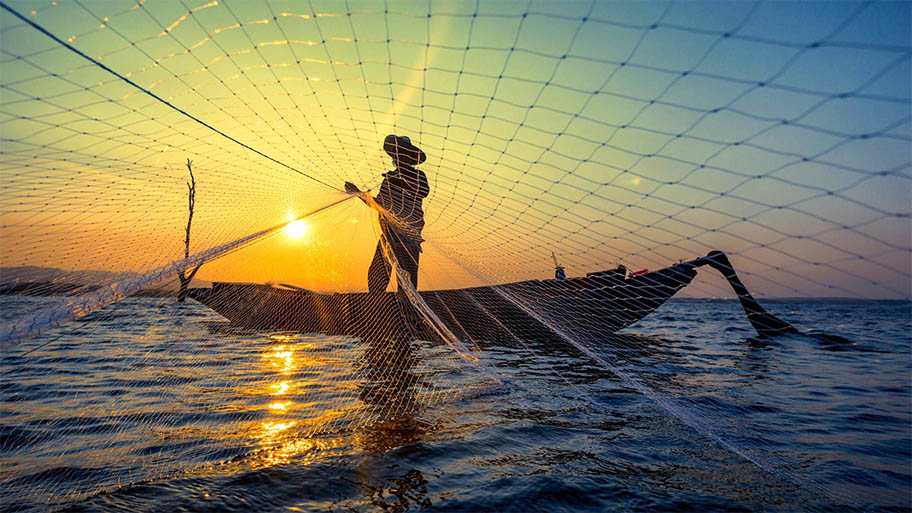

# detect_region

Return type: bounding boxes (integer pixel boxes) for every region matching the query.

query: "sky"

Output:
[0,0,909,298]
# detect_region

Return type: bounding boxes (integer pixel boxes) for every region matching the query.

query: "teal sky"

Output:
[0,0,909,298]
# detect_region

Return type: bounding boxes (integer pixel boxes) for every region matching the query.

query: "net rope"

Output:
[1,0,909,510]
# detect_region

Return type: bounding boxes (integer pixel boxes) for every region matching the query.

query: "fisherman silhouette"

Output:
[345,135,429,294]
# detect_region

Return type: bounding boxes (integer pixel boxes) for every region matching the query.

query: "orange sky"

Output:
[1,1,909,298]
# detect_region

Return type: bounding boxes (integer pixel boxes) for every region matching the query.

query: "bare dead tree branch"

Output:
[177,158,202,302]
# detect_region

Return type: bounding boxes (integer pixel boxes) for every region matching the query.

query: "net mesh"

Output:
[1,0,909,510]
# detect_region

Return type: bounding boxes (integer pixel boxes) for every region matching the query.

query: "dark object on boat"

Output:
[551,252,566,280]
[188,251,796,340]
[587,265,626,280]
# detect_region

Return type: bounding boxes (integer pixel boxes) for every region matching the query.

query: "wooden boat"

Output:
[188,251,797,341]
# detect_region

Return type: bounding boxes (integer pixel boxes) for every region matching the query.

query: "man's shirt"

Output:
[375,166,429,233]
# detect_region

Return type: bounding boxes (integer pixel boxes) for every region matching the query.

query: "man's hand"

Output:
[344,181,360,194]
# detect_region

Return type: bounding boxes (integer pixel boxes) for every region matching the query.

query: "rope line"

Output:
[0,0,339,191]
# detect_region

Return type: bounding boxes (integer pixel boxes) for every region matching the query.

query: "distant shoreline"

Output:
[0,282,180,297]
[1,281,907,302]
[669,296,911,303]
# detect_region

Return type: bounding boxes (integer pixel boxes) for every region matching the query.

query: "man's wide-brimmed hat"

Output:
[383,134,426,166]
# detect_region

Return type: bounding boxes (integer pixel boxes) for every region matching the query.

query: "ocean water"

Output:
[1,296,909,512]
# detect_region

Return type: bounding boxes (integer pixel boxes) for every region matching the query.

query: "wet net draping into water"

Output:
[0,1,910,511]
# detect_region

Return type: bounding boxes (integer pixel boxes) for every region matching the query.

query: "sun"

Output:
[283,218,310,239]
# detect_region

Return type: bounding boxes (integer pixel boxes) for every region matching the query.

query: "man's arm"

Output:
[344,181,371,205]
[417,170,429,199]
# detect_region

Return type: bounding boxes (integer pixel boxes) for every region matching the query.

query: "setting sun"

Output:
[283,218,310,240]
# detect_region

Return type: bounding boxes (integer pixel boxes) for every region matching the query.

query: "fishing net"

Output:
[1,0,909,510]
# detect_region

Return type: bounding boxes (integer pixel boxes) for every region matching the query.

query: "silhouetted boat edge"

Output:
[189,264,696,339]
[189,251,798,340]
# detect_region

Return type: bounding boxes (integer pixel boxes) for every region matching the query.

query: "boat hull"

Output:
[188,263,697,341]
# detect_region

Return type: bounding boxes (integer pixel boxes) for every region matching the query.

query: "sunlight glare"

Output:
[283,218,310,239]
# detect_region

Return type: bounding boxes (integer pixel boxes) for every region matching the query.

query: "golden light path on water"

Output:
[233,330,447,469]
[246,334,357,468]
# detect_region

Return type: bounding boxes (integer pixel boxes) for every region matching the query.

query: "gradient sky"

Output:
[0,0,909,298]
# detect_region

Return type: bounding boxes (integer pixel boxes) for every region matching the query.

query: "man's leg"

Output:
[403,242,420,290]
[387,232,422,339]
[367,239,391,294]
[389,232,421,290]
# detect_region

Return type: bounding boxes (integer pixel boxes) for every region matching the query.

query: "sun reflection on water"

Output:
[263,344,296,374]
[241,334,369,468]
[246,334,352,468]
[268,401,292,413]
[261,420,296,436]
[269,380,292,395]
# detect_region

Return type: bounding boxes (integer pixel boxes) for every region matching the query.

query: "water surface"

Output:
[1,297,909,512]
